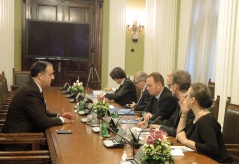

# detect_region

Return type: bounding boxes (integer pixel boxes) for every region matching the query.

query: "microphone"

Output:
[107,127,135,156]
[132,116,162,148]
[115,108,134,127]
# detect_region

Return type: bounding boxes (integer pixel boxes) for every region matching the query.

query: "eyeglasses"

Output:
[134,80,142,85]
[168,83,174,87]
[184,93,188,98]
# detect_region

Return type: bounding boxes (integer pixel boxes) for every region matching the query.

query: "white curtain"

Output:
[144,0,178,80]
[215,0,239,125]
[177,0,193,69]
[107,0,127,89]
[184,0,218,84]
[0,0,15,90]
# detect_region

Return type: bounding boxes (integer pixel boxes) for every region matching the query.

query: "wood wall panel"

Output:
[38,6,57,20]
[21,0,102,89]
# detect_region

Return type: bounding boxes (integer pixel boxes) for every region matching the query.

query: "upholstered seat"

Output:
[223,97,239,160]
[11,68,30,91]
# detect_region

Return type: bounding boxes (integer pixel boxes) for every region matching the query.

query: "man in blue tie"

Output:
[138,72,178,127]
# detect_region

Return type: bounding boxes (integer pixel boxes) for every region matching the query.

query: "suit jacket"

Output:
[1,79,63,150]
[133,89,153,111]
[159,105,195,137]
[105,78,137,106]
[143,87,178,121]
[2,78,63,133]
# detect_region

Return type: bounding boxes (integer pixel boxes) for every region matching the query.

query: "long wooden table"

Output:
[44,87,218,164]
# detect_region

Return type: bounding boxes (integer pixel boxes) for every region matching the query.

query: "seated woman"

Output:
[100,67,137,107]
[176,83,232,163]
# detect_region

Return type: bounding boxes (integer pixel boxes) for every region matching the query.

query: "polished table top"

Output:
[43,87,218,164]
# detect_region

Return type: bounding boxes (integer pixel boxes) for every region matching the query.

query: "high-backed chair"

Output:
[11,68,30,91]
[223,97,239,160]
[207,95,220,121]
[208,78,215,99]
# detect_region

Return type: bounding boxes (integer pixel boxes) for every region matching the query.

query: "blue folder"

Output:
[121,120,139,124]
[109,108,135,115]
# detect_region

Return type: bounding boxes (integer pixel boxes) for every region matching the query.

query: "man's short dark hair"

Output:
[30,61,52,77]
[110,67,126,79]
[148,72,164,86]
[171,70,191,91]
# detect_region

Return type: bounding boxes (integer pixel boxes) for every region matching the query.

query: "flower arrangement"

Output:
[70,80,84,95]
[92,99,109,117]
[140,129,174,164]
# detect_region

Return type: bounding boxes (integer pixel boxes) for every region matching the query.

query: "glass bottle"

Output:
[91,112,98,126]
[101,121,108,137]
[124,118,132,141]
[113,110,119,119]
[79,100,84,111]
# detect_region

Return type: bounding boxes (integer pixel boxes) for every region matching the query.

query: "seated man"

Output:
[101,67,137,107]
[127,71,153,111]
[1,61,74,151]
[139,72,178,127]
[150,70,194,137]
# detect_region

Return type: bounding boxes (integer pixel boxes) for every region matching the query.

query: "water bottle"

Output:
[101,121,108,137]
[124,118,132,141]
[79,100,84,111]
[91,112,98,126]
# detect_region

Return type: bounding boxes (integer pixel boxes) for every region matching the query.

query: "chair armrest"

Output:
[0,133,46,150]
[225,144,239,156]
[0,133,45,138]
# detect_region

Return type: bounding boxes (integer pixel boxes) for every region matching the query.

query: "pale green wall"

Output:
[101,0,110,89]
[14,0,22,70]
[125,0,145,76]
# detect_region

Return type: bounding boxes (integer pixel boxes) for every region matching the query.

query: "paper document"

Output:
[109,105,114,109]
[171,148,184,156]
[171,146,194,152]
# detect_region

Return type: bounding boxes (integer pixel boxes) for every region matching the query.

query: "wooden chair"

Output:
[0,150,50,164]
[208,78,215,99]
[223,97,239,161]
[1,71,15,97]
[11,68,30,91]
[207,95,220,121]
[0,133,47,150]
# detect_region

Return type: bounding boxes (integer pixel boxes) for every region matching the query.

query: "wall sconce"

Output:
[127,20,144,32]
[127,19,144,43]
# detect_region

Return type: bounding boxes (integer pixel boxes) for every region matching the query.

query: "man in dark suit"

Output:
[139,72,178,127]
[1,61,74,150]
[101,67,137,107]
[150,70,194,137]
[127,71,153,111]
